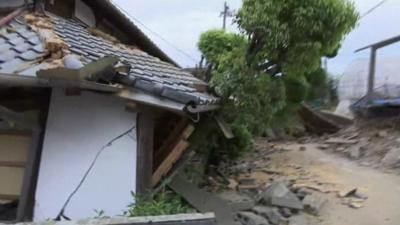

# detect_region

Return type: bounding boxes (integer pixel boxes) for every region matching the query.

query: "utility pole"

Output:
[220,2,234,30]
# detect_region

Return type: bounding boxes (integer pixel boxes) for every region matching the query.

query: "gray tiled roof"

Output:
[0,13,219,105]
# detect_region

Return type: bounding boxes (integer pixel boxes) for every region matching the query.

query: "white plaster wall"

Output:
[34,88,137,221]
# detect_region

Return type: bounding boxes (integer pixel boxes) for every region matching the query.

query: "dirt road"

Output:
[270,143,400,225]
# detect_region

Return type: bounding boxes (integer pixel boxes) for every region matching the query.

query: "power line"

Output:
[360,0,388,19]
[110,1,198,63]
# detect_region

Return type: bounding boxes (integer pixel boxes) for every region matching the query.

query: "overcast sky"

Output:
[112,0,400,76]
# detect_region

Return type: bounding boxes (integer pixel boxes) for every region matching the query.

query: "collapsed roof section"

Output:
[0,11,219,114]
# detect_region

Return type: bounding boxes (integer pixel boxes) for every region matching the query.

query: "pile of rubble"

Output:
[308,124,400,171]
[232,181,326,225]
[196,135,376,225]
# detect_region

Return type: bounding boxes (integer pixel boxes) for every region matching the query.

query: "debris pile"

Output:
[198,146,331,225]
[311,124,400,171]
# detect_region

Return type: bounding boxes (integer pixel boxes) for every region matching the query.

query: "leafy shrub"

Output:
[124,191,190,217]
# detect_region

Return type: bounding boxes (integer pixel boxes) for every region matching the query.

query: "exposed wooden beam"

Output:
[136,109,155,195]
[152,140,189,186]
[152,124,194,186]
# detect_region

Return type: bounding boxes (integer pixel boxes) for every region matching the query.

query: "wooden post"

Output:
[367,47,377,102]
[136,108,154,196]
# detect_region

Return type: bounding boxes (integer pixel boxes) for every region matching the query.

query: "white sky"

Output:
[112,0,400,76]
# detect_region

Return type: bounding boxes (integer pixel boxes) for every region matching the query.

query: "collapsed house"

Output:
[0,0,219,222]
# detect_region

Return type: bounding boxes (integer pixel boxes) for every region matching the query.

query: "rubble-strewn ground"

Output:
[205,123,400,225]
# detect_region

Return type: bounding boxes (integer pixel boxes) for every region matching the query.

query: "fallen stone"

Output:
[349,201,363,209]
[231,200,257,212]
[299,146,307,151]
[218,191,256,212]
[348,145,361,159]
[279,208,292,218]
[335,147,347,152]
[289,214,310,225]
[239,176,258,186]
[381,148,400,168]
[252,206,289,225]
[354,191,368,200]
[238,184,260,192]
[260,182,304,210]
[302,193,328,215]
[236,211,270,225]
[317,144,330,150]
[294,188,311,200]
[338,188,357,198]
[377,130,388,138]
[325,138,358,145]
[228,179,239,190]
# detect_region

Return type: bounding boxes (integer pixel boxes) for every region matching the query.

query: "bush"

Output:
[124,191,190,217]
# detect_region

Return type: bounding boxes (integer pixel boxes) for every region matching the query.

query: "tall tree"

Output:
[193,0,359,159]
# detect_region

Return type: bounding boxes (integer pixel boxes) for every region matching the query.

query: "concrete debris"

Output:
[251,206,289,225]
[376,130,388,138]
[338,188,368,200]
[219,191,257,212]
[299,146,307,151]
[302,193,328,216]
[341,198,365,209]
[279,208,292,218]
[349,202,363,209]
[260,182,304,210]
[317,144,330,150]
[239,176,258,186]
[348,145,362,159]
[288,215,311,225]
[228,179,239,190]
[381,148,400,168]
[294,188,312,200]
[325,138,358,145]
[236,211,271,225]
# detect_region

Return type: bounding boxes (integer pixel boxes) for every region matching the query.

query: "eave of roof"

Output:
[0,10,220,114]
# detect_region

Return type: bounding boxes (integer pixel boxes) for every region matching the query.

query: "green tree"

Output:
[193,0,359,159]
[236,0,359,75]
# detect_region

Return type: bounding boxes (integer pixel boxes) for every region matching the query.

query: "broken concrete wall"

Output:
[35,88,137,220]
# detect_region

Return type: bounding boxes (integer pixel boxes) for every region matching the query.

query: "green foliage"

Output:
[124,191,190,217]
[284,75,310,104]
[306,68,329,102]
[198,29,246,66]
[93,209,110,219]
[194,0,359,160]
[211,46,286,134]
[236,0,359,74]
[190,117,252,161]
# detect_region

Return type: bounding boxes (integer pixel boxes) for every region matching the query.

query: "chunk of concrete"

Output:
[260,182,304,210]
[381,148,400,168]
[252,206,288,225]
[237,211,270,225]
[289,215,310,225]
[302,193,328,215]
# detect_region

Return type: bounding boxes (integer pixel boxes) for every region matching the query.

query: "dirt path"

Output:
[270,143,400,225]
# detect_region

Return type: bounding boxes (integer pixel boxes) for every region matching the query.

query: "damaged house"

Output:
[0,0,219,222]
